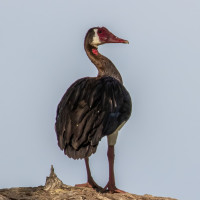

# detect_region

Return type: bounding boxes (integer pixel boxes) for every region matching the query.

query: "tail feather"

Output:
[64,144,97,159]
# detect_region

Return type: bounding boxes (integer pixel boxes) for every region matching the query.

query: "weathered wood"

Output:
[0,166,177,200]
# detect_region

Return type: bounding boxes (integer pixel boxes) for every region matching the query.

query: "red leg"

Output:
[75,157,102,190]
[104,145,126,193]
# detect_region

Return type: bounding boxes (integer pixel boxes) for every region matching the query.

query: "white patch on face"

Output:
[91,29,101,47]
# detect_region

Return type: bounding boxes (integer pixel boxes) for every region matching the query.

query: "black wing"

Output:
[55,76,132,159]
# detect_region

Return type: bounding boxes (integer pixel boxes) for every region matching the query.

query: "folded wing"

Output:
[55,76,132,159]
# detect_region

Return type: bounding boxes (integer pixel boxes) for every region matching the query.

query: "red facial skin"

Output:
[97,27,129,44]
[92,48,99,55]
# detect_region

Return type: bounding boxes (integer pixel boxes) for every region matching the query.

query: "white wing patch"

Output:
[91,29,101,47]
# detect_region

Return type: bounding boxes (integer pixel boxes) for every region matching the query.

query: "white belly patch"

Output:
[107,121,126,146]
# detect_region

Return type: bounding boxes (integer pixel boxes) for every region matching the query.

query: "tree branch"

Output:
[0,165,177,200]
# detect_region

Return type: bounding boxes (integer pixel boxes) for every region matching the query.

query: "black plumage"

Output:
[55,76,131,159]
[55,27,131,192]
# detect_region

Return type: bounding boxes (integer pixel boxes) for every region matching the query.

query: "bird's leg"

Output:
[75,157,102,190]
[104,145,126,193]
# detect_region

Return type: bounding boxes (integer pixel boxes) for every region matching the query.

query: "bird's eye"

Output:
[98,30,102,34]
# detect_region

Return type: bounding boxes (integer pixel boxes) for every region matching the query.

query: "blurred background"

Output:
[0,1,200,200]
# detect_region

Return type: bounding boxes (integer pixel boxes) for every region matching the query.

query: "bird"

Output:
[55,27,132,193]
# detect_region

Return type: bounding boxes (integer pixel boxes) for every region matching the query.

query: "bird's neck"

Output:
[84,44,123,83]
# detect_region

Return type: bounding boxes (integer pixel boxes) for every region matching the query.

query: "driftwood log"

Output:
[0,165,177,200]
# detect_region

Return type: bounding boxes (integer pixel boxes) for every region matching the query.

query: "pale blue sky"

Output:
[0,1,200,200]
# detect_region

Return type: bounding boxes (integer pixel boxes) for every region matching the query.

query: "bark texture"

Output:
[0,165,177,200]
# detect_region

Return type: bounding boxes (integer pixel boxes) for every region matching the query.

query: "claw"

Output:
[75,180,103,191]
[103,182,126,193]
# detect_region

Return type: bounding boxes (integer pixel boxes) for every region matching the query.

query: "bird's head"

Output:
[85,27,129,48]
